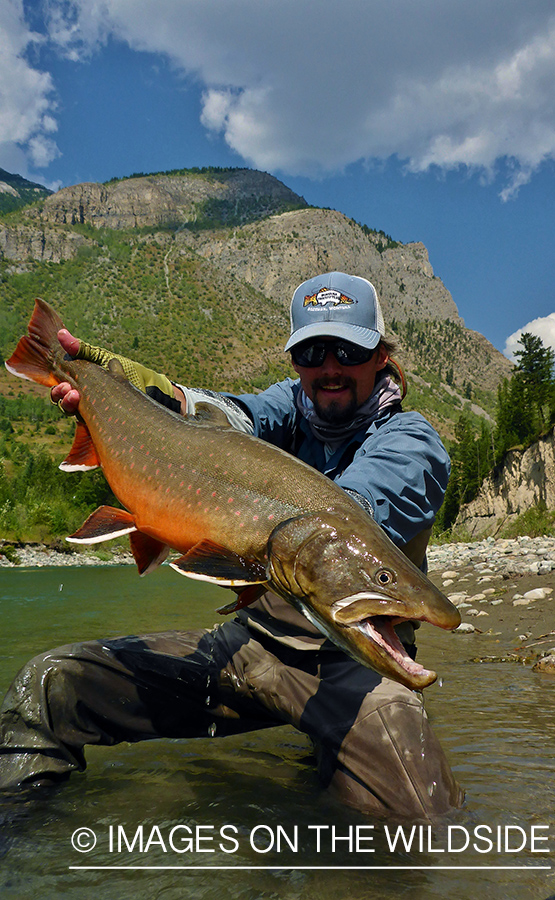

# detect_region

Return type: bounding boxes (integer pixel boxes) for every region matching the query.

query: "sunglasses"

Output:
[291,338,376,368]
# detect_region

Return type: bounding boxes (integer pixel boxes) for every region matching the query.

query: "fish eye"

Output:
[376,568,395,586]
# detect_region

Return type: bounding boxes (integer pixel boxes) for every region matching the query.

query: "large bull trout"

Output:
[6,299,460,690]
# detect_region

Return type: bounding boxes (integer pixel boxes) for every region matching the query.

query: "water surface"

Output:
[1,566,553,899]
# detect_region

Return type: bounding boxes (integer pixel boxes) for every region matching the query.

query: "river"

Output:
[1,565,554,900]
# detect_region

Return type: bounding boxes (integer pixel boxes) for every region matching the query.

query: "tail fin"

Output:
[5,298,64,387]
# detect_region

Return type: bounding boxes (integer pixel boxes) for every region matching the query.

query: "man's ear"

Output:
[376,343,389,371]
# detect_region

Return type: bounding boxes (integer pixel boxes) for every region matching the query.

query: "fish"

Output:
[5,298,460,690]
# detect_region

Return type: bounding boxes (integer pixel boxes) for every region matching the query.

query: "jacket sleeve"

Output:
[228,378,299,448]
[335,411,450,547]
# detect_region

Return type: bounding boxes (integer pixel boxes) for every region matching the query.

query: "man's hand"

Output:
[51,328,186,415]
[51,328,83,415]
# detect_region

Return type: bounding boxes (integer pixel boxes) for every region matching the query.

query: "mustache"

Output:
[312,377,356,390]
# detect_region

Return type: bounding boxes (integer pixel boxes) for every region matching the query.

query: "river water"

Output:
[0,565,553,900]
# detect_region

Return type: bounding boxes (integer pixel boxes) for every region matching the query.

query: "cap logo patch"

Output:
[303,288,354,308]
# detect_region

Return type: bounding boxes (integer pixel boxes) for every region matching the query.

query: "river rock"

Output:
[454,623,476,634]
[532,654,555,673]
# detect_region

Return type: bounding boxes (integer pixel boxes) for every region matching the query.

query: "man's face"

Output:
[292,339,389,424]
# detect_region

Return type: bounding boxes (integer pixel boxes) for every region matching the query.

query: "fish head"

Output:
[266,511,461,691]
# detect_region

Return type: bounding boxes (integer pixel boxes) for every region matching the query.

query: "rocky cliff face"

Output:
[178,207,461,323]
[0,224,92,262]
[30,169,305,230]
[455,427,555,537]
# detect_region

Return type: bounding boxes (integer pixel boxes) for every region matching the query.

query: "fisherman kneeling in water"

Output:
[0,272,463,817]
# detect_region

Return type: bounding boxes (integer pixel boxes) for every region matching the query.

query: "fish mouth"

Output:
[331,593,437,687]
[355,615,435,684]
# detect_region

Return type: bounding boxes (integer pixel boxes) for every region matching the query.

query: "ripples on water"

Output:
[1,566,553,900]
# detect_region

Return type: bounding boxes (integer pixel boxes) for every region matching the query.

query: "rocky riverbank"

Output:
[0,542,133,568]
[427,535,555,672]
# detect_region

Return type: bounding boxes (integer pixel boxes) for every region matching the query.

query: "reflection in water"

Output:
[0,566,553,900]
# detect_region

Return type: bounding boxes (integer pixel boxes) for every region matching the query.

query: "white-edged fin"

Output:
[170,540,267,586]
[59,422,101,472]
[66,505,137,544]
[169,562,259,587]
[5,361,34,381]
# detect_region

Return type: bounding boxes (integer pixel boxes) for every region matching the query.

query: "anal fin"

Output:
[170,539,267,586]
[59,422,101,471]
[67,506,136,544]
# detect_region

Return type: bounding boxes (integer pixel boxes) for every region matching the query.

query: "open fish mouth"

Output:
[331,593,437,685]
[355,615,434,682]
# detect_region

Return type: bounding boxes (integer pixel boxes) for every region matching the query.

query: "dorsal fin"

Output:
[191,402,232,427]
[107,357,127,381]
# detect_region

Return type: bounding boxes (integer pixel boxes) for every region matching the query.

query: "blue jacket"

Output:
[232,378,450,550]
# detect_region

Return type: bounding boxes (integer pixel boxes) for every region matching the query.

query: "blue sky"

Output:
[3,0,555,359]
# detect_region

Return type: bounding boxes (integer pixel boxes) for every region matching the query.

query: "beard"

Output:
[312,379,359,424]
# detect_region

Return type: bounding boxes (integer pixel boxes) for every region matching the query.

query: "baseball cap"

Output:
[284,272,385,352]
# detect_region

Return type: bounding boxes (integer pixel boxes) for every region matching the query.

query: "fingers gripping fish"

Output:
[6,299,460,691]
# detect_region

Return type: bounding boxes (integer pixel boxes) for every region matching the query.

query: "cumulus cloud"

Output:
[17,0,555,194]
[504,313,555,360]
[0,0,59,174]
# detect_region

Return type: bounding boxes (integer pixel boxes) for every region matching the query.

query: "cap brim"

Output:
[284,322,382,352]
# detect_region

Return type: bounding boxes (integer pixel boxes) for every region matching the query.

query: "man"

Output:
[0,272,463,816]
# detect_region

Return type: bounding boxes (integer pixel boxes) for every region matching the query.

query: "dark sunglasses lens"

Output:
[292,342,326,367]
[334,341,375,365]
[292,340,375,367]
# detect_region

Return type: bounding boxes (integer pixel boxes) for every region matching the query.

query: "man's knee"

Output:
[318,681,463,817]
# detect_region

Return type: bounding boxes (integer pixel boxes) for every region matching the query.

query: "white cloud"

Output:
[0,0,60,174]
[504,313,555,360]
[14,0,555,195]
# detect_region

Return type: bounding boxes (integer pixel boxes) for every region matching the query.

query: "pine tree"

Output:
[512,332,555,432]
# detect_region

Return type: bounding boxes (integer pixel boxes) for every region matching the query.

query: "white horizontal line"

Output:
[69,865,553,871]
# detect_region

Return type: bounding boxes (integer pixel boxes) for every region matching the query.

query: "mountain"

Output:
[0,168,51,215]
[0,166,512,443]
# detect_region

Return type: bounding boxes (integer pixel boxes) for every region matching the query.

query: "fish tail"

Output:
[5,298,64,387]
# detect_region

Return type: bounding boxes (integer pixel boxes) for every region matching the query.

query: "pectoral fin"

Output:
[67,506,137,544]
[170,540,267,586]
[59,422,101,471]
